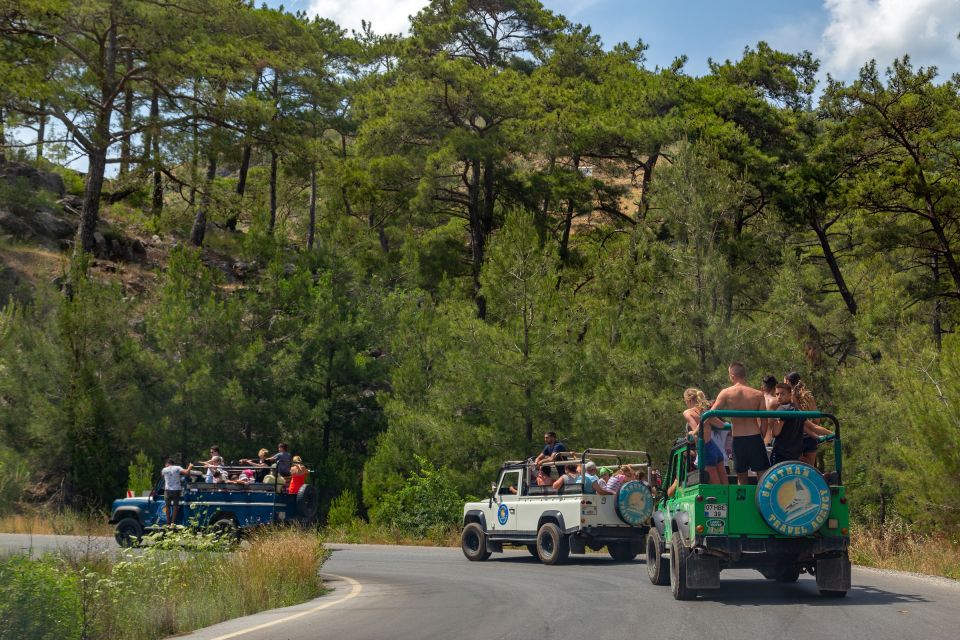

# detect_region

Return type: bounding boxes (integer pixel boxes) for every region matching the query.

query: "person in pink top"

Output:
[287,456,308,494]
[604,464,637,494]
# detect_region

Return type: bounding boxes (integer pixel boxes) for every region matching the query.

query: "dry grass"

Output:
[0,510,113,536]
[0,526,327,640]
[850,525,960,580]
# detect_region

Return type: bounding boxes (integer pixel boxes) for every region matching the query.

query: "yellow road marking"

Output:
[203,573,362,640]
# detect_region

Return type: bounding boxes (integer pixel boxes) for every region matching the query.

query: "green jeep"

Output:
[647,409,851,600]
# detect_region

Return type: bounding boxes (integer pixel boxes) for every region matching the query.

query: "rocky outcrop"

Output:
[0,160,144,263]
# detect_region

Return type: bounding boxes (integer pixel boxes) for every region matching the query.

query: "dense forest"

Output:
[0,0,958,533]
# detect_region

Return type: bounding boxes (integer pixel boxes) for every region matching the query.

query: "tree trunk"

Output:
[558,156,579,267]
[189,81,199,206]
[76,18,119,256]
[0,106,6,163]
[810,215,858,315]
[307,163,317,250]
[932,256,943,351]
[322,344,335,458]
[468,158,486,319]
[118,51,134,176]
[230,74,260,228]
[149,87,163,216]
[189,151,217,247]
[36,105,46,159]
[268,149,278,233]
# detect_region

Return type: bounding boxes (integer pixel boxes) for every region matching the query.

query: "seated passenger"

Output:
[212,468,228,484]
[581,461,615,495]
[551,463,580,490]
[287,456,309,494]
[597,467,612,490]
[230,469,254,485]
[604,464,637,494]
[239,448,271,481]
[200,445,224,483]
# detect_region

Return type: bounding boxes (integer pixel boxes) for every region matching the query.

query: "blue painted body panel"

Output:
[110,479,298,530]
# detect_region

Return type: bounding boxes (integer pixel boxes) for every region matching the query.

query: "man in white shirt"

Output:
[161,458,193,525]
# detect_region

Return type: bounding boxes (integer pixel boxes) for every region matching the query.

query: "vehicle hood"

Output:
[111,497,150,511]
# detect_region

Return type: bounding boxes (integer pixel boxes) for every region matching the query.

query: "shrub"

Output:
[0,555,80,640]
[327,489,359,528]
[370,456,462,537]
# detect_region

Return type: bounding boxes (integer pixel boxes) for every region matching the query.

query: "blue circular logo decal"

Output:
[756,462,831,536]
[615,481,653,527]
[497,503,509,525]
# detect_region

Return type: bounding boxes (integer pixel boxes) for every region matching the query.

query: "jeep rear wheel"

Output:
[772,565,801,583]
[211,517,240,543]
[461,522,491,561]
[646,530,669,586]
[607,542,637,561]
[115,517,143,548]
[669,535,696,600]
[536,522,569,565]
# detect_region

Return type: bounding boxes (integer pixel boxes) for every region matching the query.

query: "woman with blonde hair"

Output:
[682,388,729,485]
[287,456,309,495]
[784,372,826,465]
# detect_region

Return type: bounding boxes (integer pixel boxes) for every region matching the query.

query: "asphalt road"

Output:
[3,536,958,640]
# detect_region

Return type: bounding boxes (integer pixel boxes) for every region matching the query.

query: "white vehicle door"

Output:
[492,470,522,531]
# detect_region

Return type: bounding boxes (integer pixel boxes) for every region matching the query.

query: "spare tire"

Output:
[756,461,831,537]
[296,484,319,521]
[615,480,654,527]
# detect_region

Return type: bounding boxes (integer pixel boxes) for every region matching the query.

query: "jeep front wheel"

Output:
[669,535,696,600]
[536,522,569,565]
[461,522,491,561]
[607,542,637,561]
[646,530,669,586]
[115,517,143,548]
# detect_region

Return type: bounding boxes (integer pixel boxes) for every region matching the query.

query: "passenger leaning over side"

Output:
[683,388,729,485]
[711,362,770,485]
[770,383,833,464]
[785,371,821,466]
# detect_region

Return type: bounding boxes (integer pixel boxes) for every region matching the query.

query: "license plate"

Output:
[704,504,727,518]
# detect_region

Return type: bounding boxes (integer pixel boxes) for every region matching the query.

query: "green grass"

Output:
[0,527,327,640]
[321,518,460,547]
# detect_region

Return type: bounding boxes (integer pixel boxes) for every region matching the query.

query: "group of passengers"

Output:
[159,443,311,525]
[527,432,647,496]
[679,362,833,488]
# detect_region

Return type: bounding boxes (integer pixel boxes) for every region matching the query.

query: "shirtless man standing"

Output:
[711,362,770,485]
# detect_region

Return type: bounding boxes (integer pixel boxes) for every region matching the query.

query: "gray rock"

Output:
[26,209,75,239]
[1,164,65,198]
[0,209,34,237]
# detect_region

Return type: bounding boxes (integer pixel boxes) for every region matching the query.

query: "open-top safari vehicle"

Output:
[647,409,850,600]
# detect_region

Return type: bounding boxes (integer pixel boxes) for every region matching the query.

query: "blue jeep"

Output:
[108,469,319,547]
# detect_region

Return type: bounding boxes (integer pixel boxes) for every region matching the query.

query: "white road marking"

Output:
[203,573,362,640]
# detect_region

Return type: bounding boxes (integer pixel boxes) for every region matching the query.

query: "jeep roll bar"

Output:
[697,409,842,485]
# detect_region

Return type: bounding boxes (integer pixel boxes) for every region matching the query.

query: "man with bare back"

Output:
[711,362,770,485]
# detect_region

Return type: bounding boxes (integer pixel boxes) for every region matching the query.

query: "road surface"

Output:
[2,535,957,640]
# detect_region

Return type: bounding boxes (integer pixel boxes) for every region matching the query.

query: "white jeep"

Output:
[461,449,655,564]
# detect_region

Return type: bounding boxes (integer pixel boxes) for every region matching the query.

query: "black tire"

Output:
[607,542,637,561]
[536,522,569,565]
[646,529,670,586]
[461,522,491,561]
[526,544,538,558]
[819,589,847,598]
[211,517,240,543]
[669,534,696,600]
[296,484,318,521]
[772,565,801,583]
[115,517,143,548]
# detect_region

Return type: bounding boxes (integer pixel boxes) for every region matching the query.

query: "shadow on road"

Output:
[491,554,646,567]
[701,579,932,606]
